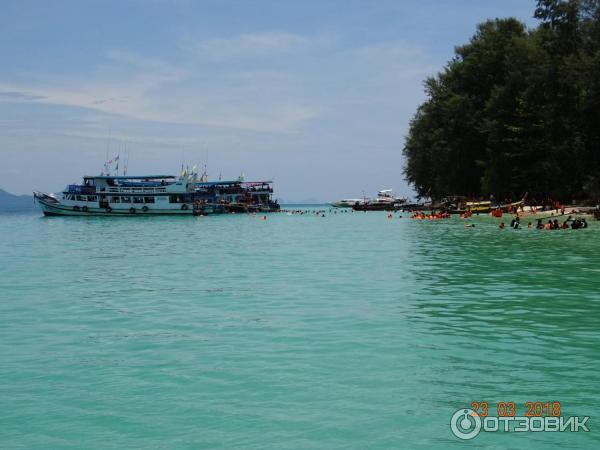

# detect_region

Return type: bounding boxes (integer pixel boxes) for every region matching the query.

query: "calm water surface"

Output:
[1,209,599,449]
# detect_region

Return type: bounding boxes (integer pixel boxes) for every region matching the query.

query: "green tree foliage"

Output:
[403,0,600,201]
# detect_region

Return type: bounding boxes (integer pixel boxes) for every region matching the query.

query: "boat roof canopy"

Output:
[195,180,240,186]
[242,181,273,186]
[86,175,176,180]
[194,180,272,187]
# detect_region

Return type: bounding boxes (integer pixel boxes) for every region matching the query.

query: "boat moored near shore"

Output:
[352,189,408,211]
[332,189,408,211]
[330,198,365,208]
[34,172,279,216]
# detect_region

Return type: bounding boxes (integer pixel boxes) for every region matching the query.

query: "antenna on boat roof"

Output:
[181,149,186,176]
[103,129,112,176]
[117,138,123,176]
[116,139,121,176]
[124,143,130,176]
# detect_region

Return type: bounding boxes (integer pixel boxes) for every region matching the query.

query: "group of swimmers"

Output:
[283,209,329,217]
[499,215,588,230]
[411,211,451,220]
[283,209,328,215]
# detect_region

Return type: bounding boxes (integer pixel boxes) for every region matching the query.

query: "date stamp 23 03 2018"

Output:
[450,401,590,440]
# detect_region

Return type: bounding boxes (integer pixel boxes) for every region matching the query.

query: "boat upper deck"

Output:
[64,175,185,195]
[64,175,275,197]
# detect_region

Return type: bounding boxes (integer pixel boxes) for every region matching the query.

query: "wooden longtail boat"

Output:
[448,194,528,215]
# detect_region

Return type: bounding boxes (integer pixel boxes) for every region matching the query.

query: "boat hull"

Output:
[352,203,404,211]
[331,201,364,208]
[35,195,215,216]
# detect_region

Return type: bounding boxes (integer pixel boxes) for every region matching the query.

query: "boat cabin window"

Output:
[133,196,144,204]
[87,196,97,202]
[76,195,86,201]
[121,196,131,203]
[144,197,155,204]
[169,195,179,203]
[110,196,121,203]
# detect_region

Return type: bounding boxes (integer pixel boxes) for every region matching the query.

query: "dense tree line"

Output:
[403,0,600,202]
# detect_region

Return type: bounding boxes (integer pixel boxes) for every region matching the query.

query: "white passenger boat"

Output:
[34,173,279,216]
[351,189,408,211]
[331,198,365,208]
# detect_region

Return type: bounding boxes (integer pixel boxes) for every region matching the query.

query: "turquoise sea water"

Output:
[1,209,599,449]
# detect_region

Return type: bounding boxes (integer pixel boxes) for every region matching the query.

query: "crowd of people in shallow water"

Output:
[410,211,451,220]
[500,215,588,230]
[277,207,594,231]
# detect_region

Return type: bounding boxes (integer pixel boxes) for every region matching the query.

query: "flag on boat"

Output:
[104,155,120,175]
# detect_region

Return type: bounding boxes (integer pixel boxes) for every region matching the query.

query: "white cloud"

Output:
[105,50,187,82]
[354,41,429,63]
[0,45,322,133]
[0,37,436,140]
[0,81,320,133]
[185,32,315,60]
[352,41,438,87]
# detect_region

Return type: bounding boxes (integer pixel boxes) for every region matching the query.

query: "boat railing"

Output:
[98,187,169,194]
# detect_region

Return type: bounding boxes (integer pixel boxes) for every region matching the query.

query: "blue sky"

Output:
[0,0,537,200]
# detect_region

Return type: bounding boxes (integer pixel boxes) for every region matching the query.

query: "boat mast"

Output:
[124,143,130,176]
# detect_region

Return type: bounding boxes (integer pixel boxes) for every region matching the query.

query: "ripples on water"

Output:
[0,210,599,449]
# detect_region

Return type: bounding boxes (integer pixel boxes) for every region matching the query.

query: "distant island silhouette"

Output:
[0,189,35,212]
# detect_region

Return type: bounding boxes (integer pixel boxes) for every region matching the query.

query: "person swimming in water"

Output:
[512,216,521,229]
